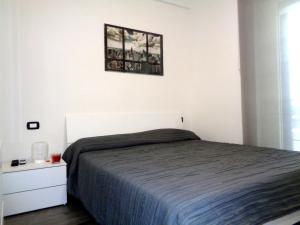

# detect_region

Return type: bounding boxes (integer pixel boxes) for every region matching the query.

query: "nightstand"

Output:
[2,161,67,216]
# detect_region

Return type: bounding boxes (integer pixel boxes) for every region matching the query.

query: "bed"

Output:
[63,113,300,225]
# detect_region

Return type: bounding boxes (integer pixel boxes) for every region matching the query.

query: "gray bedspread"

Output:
[63,129,300,225]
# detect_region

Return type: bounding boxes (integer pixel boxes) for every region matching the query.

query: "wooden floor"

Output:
[4,199,300,225]
[4,199,99,225]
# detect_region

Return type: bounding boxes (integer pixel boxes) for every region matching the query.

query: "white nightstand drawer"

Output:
[4,185,67,216]
[3,166,66,194]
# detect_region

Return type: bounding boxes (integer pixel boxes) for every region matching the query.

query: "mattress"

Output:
[63,129,300,225]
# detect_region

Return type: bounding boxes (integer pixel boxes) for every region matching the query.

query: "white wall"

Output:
[187,0,243,144]
[2,0,243,161]
[0,0,6,222]
[0,0,6,140]
[239,0,258,145]
[2,0,192,160]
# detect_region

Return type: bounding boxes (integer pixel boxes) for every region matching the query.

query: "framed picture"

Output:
[104,24,163,76]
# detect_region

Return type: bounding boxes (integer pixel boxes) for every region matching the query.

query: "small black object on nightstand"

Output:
[11,160,19,167]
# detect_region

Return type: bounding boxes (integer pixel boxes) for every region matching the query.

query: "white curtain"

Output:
[239,0,300,150]
[280,0,300,150]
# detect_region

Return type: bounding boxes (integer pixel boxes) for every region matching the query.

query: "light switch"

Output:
[26,121,40,130]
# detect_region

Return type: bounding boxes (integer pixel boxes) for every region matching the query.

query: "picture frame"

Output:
[104,24,164,76]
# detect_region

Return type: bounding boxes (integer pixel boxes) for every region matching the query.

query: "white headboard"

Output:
[66,112,183,144]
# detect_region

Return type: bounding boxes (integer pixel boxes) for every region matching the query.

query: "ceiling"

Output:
[154,0,194,9]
